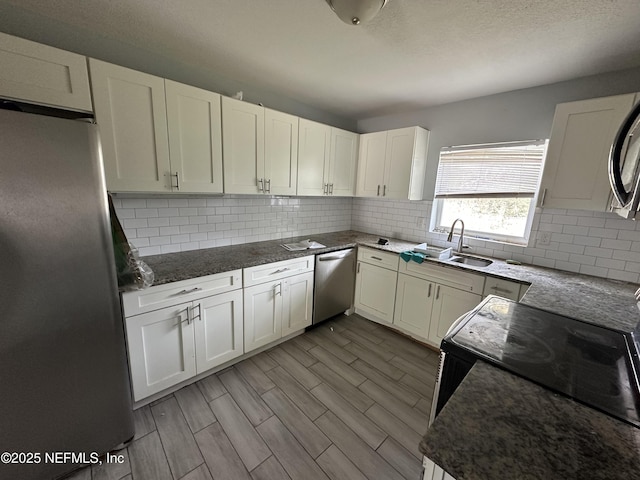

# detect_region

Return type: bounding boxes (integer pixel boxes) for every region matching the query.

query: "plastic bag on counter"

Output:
[108,194,154,291]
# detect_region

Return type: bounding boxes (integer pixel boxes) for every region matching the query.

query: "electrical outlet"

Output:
[416,216,427,228]
[537,231,551,246]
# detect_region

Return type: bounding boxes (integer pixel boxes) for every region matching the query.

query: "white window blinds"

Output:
[434,140,547,198]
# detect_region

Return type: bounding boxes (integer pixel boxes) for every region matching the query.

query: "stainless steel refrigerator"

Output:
[0,108,134,480]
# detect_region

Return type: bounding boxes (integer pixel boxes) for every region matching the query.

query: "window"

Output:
[431,140,548,245]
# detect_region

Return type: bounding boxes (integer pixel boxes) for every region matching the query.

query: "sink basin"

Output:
[449,256,493,267]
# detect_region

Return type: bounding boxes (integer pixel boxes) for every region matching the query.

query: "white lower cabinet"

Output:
[393,273,481,347]
[126,302,195,402]
[393,274,434,338]
[243,257,314,353]
[195,290,244,373]
[392,261,484,347]
[354,248,399,324]
[123,271,244,402]
[428,284,481,347]
[244,280,284,352]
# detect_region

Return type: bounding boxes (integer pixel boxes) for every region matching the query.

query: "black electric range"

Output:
[432,295,640,428]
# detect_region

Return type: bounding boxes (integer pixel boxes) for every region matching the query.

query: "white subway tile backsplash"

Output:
[114,196,638,284]
[600,239,632,251]
[595,257,626,270]
[583,246,613,258]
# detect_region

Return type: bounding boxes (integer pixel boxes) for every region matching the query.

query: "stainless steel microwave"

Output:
[609,100,640,219]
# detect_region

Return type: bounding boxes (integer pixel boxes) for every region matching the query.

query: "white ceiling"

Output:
[5,0,640,119]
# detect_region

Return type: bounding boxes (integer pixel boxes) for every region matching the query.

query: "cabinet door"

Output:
[429,285,481,347]
[90,59,171,192]
[165,80,223,193]
[222,97,265,194]
[383,127,417,199]
[0,32,92,112]
[354,262,398,324]
[297,118,331,196]
[265,108,298,195]
[125,303,195,401]
[194,290,243,374]
[244,281,283,352]
[356,131,386,197]
[329,128,358,196]
[281,272,314,336]
[393,273,434,339]
[539,94,637,211]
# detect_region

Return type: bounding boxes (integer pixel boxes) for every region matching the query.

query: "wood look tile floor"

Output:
[65,314,439,480]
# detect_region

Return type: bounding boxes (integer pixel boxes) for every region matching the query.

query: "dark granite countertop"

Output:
[420,361,640,480]
[143,230,639,332]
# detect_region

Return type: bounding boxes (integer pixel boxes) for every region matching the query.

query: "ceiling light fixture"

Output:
[326,0,388,26]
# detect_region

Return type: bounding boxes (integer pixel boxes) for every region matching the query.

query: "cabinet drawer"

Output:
[243,255,314,287]
[122,270,242,316]
[399,261,484,294]
[483,277,526,301]
[357,247,399,270]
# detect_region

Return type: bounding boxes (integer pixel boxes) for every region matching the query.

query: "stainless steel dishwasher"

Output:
[313,248,356,325]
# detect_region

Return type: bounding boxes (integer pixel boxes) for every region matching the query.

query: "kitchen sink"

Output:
[449,255,493,267]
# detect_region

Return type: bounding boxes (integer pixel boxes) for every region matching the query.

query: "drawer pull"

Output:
[491,286,513,294]
[371,256,383,261]
[272,267,291,275]
[175,287,202,296]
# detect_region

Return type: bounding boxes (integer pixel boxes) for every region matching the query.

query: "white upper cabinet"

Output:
[90,59,171,192]
[539,93,637,211]
[221,96,265,194]
[0,32,92,112]
[165,80,223,193]
[222,100,298,195]
[91,59,224,193]
[329,127,359,196]
[298,118,332,196]
[356,126,429,200]
[297,119,359,196]
[265,108,299,195]
[357,131,387,197]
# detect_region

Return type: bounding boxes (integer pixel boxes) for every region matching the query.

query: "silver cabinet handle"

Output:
[274,283,282,296]
[271,267,290,275]
[371,256,383,261]
[258,178,264,192]
[428,283,432,298]
[377,185,380,196]
[383,185,386,196]
[180,308,191,325]
[357,262,361,273]
[323,183,328,194]
[329,183,334,194]
[175,287,202,296]
[436,285,440,300]
[170,171,179,191]
[266,178,271,193]
[191,303,202,322]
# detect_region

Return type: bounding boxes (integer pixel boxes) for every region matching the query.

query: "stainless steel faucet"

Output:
[447,218,465,253]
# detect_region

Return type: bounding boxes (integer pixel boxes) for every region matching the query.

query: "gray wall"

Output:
[358,67,640,199]
[0,4,356,131]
